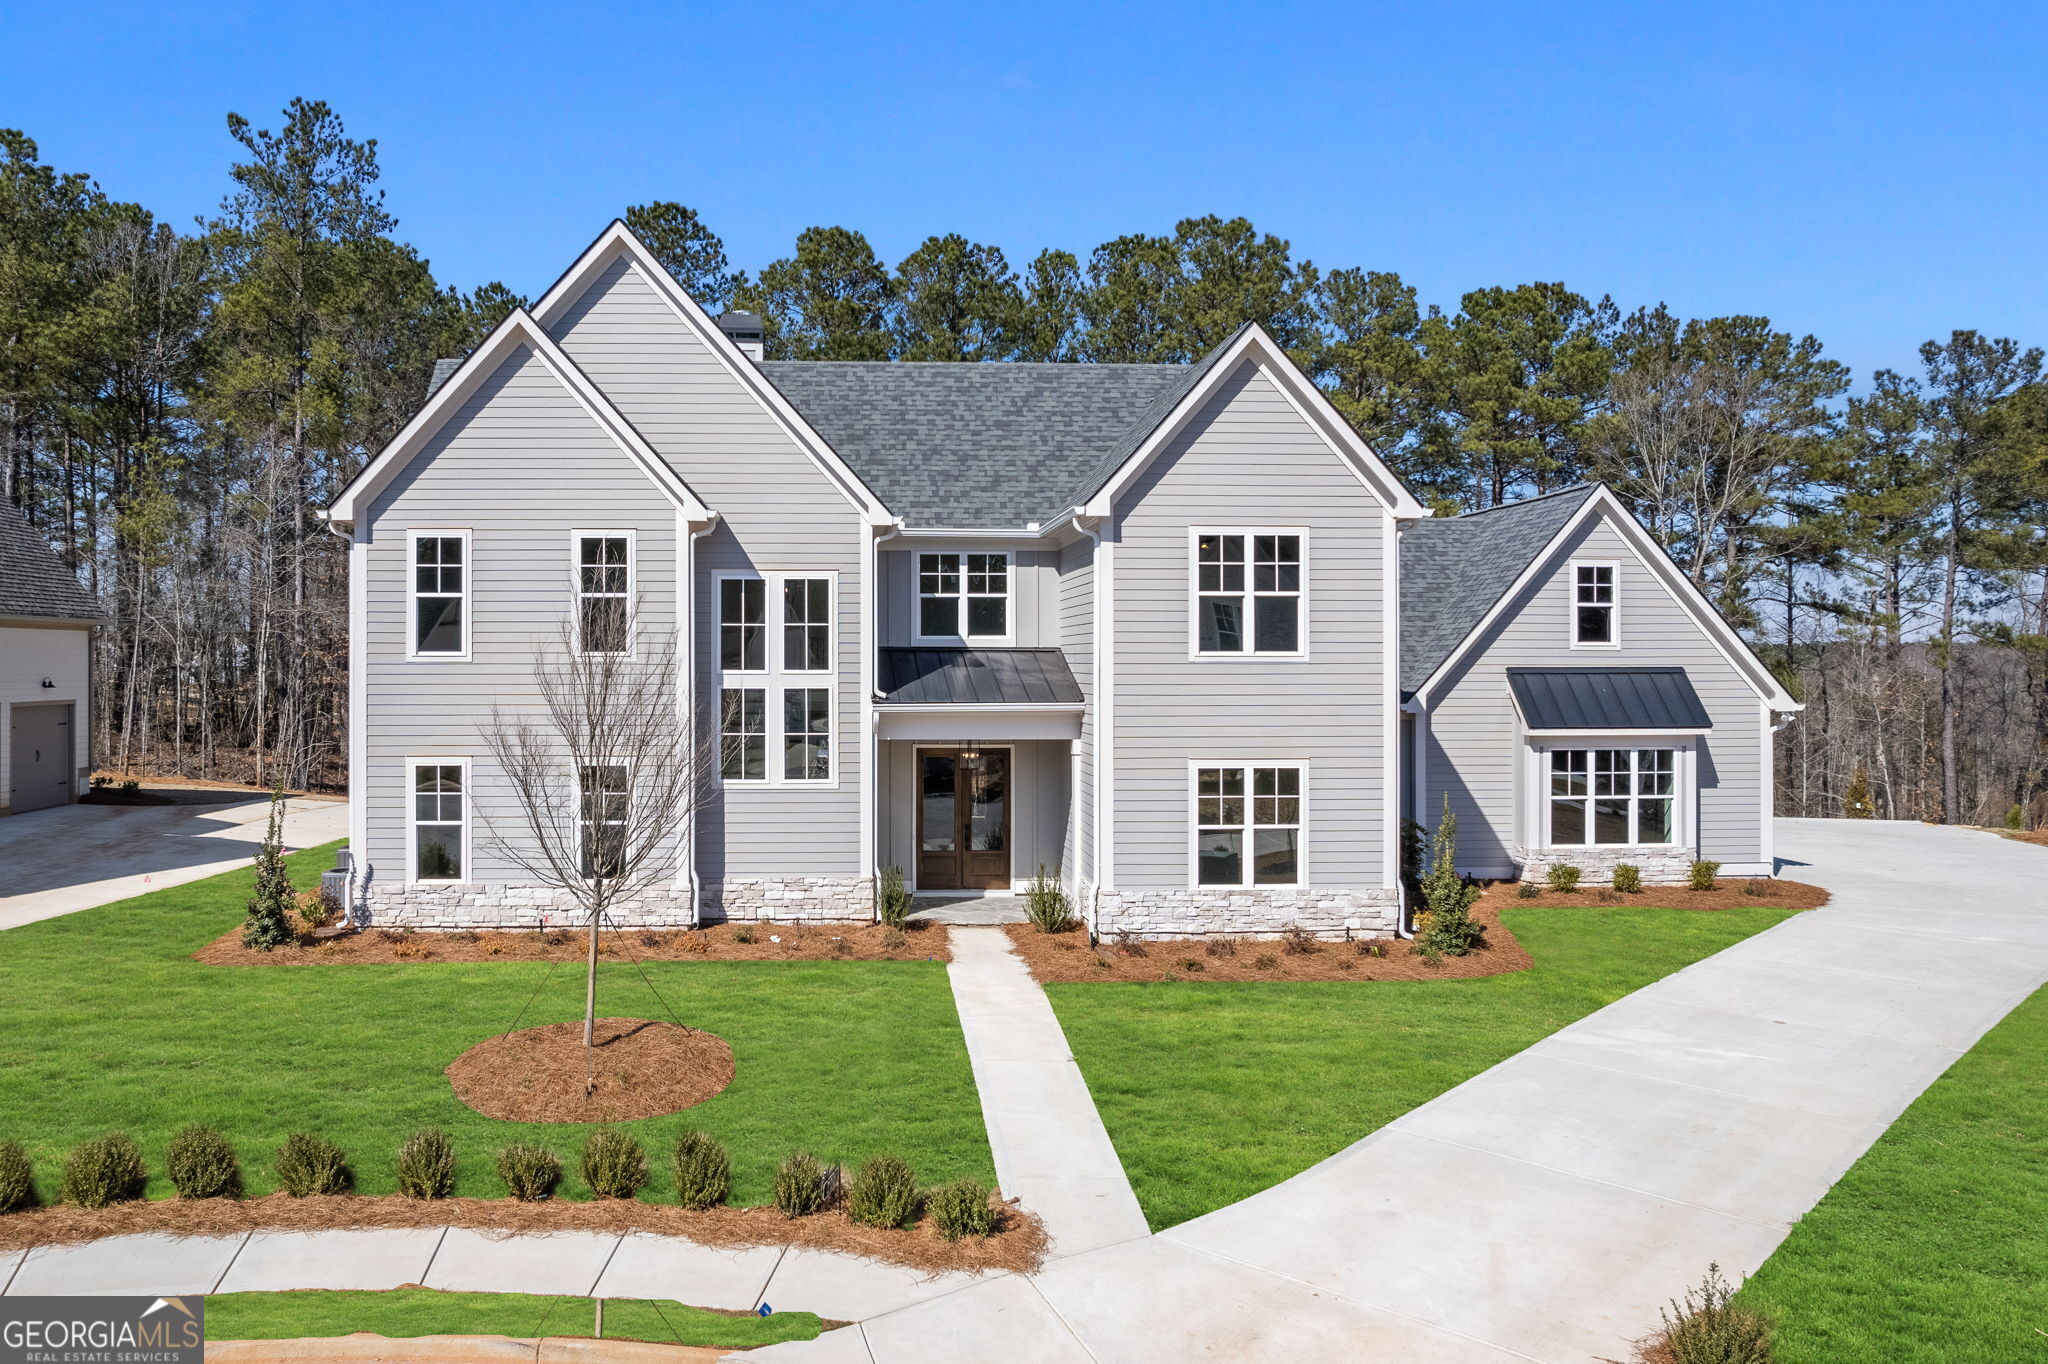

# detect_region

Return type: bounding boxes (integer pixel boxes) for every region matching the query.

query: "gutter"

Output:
[685,513,722,922]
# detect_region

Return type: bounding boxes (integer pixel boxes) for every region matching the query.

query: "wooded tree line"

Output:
[4,101,2044,825]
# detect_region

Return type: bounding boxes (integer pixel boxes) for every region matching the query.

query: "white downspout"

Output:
[1081,516,1109,943]
[868,520,905,920]
[684,513,720,923]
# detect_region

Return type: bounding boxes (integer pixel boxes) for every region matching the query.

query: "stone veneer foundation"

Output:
[700,875,874,924]
[1513,846,1696,885]
[1092,886,1401,940]
[357,875,874,929]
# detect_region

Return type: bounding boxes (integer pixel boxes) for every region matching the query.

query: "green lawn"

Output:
[1739,981,2048,1364]
[0,843,991,1206]
[1049,906,1794,1230]
[204,1287,821,1347]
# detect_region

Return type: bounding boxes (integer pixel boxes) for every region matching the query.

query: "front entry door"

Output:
[917,749,1011,890]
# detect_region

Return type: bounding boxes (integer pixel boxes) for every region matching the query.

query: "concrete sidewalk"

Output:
[753,819,2048,1363]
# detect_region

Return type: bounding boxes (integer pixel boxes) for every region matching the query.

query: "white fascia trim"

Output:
[531,222,894,527]
[348,528,368,878]
[1410,486,1798,711]
[329,309,712,526]
[1522,727,1713,739]
[1080,325,1428,521]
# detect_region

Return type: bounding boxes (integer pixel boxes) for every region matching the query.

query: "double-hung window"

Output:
[784,688,831,780]
[719,688,766,781]
[1195,532,1302,654]
[916,552,1008,642]
[720,578,766,671]
[1548,748,1676,845]
[412,533,467,655]
[717,573,834,783]
[412,762,466,880]
[576,535,630,654]
[783,578,831,671]
[1194,764,1302,886]
[580,764,629,878]
[1572,562,1617,646]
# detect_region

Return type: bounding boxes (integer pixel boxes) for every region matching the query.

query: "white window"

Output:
[1572,562,1618,647]
[411,762,466,881]
[1194,764,1302,886]
[719,578,766,672]
[411,532,468,656]
[719,688,766,782]
[1194,531,1303,655]
[580,764,628,878]
[783,687,831,781]
[576,534,631,654]
[783,578,832,671]
[1548,747,1676,845]
[916,552,1009,642]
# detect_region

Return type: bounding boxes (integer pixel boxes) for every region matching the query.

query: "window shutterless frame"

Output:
[1187,761,1308,888]
[408,530,471,659]
[1189,528,1308,659]
[1569,560,1620,649]
[912,551,1012,645]
[579,763,630,878]
[713,571,838,787]
[715,573,768,673]
[571,529,635,656]
[407,757,470,882]
[718,687,767,782]
[1531,741,1690,847]
[781,576,834,673]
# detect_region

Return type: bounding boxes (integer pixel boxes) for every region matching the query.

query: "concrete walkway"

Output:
[741,819,2048,1363]
[0,796,348,930]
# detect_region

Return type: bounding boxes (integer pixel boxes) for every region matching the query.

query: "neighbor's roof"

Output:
[1398,484,1599,694]
[878,648,1086,706]
[761,332,1242,527]
[0,500,100,622]
[1508,667,1712,731]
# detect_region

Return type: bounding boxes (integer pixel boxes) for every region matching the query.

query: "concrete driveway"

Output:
[0,796,349,931]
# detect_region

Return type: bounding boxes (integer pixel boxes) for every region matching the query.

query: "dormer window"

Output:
[916,552,1009,643]
[1572,562,1617,647]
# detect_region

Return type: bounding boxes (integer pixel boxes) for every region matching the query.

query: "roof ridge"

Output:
[1451,482,1601,520]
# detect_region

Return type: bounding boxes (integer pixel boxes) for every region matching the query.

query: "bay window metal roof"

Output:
[878,648,1085,707]
[1508,667,1712,731]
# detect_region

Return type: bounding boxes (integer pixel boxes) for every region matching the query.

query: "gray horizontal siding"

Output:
[878,547,1057,647]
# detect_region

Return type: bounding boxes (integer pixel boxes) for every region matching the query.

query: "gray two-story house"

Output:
[324,222,1798,938]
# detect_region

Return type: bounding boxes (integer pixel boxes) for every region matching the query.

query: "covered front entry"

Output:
[917,747,1011,890]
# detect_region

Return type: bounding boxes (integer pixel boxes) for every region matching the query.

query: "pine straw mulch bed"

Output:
[445,1019,734,1123]
[193,920,952,967]
[1003,903,1532,985]
[1471,876,1830,913]
[0,1193,1045,1276]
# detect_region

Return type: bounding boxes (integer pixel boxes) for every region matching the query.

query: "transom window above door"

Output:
[1547,747,1677,845]
[1195,531,1302,655]
[916,552,1009,642]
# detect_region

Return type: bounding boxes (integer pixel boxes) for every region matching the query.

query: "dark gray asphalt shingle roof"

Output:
[1508,667,1712,730]
[878,648,1085,706]
[1399,484,1598,694]
[0,500,99,622]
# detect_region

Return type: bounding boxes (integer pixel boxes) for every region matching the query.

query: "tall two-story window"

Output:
[783,578,831,671]
[1572,562,1617,646]
[720,579,766,671]
[412,533,468,655]
[916,553,1008,641]
[718,573,833,784]
[1194,764,1302,886]
[412,762,466,880]
[1195,532,1302,654]
[1548,748,1676,845]
[576,535,630,654]
[580,764,629,877]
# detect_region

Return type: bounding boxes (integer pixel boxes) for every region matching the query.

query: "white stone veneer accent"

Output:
[360,875,875,929]
[1093,886,1400,940]
[1513,846,1696,884]
[701,876,874,924]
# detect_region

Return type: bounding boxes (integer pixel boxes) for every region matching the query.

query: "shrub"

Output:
[924,1178,997,1241]
[580,1128,647,1199]
[1354,939,1386,958]
[396,1129,455,1200]
[845,1155,918,1229]
[2006,802,2026,831]
[1657,1264,1774,1364]
[495,1144,560,1201]
[0,1142,37,1213]
[1545,863,1582,893]
[166,1124,240,1199]
[1176,956,1204,972]
[732,925,756,944]
[241,791,298,951]
[1279,923,1320,955]
[1024,865,1077,933]
[1204,936,1237,958]
[774,1152,826,1218]
[678,931,709,955]
[1689,859,1721,892]
[275,1133,350,1197]
[294,889,329,935]
[1416,796,1485,956]
[61,1132,147,1208]
[1252,953,1279,970]
[1112,930,1147,957]
[1741,879,1771,898]
[877,864,911,929]
[1515,881,1542,899]
[1843,764,1875,819]
[671,1130,730,1211]
[880,927,908,952]
[1611,863,1642,894]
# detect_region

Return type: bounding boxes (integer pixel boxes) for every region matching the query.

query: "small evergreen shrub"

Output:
[396,1129,455,1199]
[1611,863,1642,894]
[241,791,298,950]
[0,1142,37,1213]
[1842,764,1875,819]
[880,927,908,951]
[275,1133,350,1196]
[671,1130,730,1211]
[1515,881,1542,899]
[732,925,756,944]
[166,1124,240,1199]
[877,864,911,929]
[924,1178,997,1241]
[495,1144,560,1201]
[1689,859,1721,892]
[61,1132,147,1209]
[1416,797,1485,956]
[774,1152,826,1218]
[1657,1264,1774,1364]
[1024,865,1077,933]
[2006,803,2026,831]
[1546,863,1582,893]
[845,1155,918,1229]
[580,1128,647,1199]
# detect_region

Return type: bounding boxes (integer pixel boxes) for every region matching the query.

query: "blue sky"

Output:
[12,1,2043,380]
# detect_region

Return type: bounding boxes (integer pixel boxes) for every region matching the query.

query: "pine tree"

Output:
[1417,795,1484,956]
[1843,764,1876,819]
[242,789,297,950]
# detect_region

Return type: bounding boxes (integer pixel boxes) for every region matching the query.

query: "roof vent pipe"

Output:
[716,310,766,362]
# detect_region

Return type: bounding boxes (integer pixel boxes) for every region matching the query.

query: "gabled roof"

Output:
[1399,485,1598,693]
[878,647,1085,706]
[0,500,100,622]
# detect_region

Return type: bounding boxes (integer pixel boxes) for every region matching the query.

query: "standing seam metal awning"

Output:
[878,648,1085,707]
[1507,668,1712,731]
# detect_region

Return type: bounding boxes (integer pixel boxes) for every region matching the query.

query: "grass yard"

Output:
[1049,905,1794,1230]
[1738,981,2048,1364]
[204,1287,821,1348]
[0,843,992,1206]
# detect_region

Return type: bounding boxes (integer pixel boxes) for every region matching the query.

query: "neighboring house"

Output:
[324,222,1799,936]
[0,500,100,815]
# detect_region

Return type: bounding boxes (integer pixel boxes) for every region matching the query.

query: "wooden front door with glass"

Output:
[916,748,1012,890]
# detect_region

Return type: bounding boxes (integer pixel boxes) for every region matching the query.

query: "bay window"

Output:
[1547,747,1677,845]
